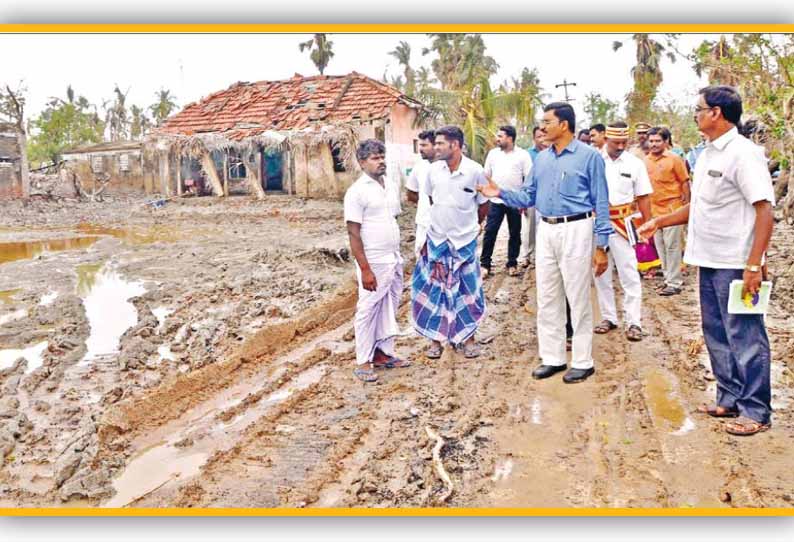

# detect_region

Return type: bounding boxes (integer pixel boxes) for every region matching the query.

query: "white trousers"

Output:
[594,233,643,328]
[535,217,595,370]
[518,208,537,262]
[414,223,429,255]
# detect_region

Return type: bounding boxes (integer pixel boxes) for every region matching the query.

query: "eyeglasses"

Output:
[540,119,558,127]
[693,105,715,115]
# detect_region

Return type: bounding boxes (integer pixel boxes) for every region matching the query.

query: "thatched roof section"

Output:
[147,123,359,171]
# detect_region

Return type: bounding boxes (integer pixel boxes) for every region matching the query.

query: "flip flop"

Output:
[594,320,618,334]
[725,416,771,436]
[374,355,412,369]
[463,341,481,358]
[626,325,643,342]
[425,343,443,359]
[353,367,378,382]
[696,404,739,418]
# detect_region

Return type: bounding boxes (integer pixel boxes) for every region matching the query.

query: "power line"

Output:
[555,79,577,102]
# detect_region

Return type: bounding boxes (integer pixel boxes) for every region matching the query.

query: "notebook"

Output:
[727,280,772,315]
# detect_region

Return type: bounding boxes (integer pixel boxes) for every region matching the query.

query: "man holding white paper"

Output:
[638,86,775,436]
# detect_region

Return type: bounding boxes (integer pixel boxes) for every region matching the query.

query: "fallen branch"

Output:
[425,425,453,504]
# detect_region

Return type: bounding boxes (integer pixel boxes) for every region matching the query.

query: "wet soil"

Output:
[1,195,793,509]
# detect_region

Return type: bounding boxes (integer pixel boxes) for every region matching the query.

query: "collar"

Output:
[549,137,578,157]
[708,126,739,151]
[359,173,384,186]
[646,150,671,162]
[601,148,625,163]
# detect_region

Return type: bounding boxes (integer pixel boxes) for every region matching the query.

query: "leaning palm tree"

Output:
[298,34,335,75]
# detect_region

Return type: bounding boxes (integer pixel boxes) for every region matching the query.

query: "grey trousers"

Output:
[654,225,683,288]
[699,267,772,424]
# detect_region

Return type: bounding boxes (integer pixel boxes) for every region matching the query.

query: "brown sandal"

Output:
[696,404,739,418]
[626,325,643,342]
[725,416,770,436]
[594,320,617,334]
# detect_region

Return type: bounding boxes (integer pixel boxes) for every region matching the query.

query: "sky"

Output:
[0,32,713,127]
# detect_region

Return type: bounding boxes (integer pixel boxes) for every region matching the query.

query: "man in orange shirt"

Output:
[645,126,690,295]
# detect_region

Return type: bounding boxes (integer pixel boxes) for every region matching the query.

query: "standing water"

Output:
[77,263,146,365]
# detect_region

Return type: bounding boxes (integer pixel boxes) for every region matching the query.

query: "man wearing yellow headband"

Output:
[593,121,653,341]
[629,122,651,159]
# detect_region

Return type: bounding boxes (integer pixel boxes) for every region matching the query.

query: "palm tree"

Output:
[388,41,415,97]
[298,34,335,75]
[613,34,677,123]
[692,35,739,86]
[149,89,178,126]
[130,105,151,139]
[105,85,130,141]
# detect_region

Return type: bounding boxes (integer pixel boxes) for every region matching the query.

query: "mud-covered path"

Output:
[2,198,793,509]
[108,222,794,510]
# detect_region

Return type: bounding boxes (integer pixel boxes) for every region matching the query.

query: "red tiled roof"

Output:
[157,72,422,140]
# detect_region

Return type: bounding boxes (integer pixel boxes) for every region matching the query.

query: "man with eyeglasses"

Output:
[638,86,775,437]
[478,102,611,384]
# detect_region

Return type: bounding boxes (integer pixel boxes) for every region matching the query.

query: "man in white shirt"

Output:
[412,125,489,360]
[480,125,533,277]
[639,86,775,436]
[344,139,410,383]
[593,121,653,342]
[405,130,436,255]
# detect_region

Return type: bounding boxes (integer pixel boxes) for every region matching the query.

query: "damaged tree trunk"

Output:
[200,151,225,196]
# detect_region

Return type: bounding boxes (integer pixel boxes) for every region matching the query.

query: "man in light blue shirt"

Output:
[480,102,612,384]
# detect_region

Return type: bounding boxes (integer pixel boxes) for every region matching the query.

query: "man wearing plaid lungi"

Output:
[412,126,489,360]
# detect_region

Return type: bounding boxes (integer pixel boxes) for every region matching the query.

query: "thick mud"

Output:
[1,195,793,509]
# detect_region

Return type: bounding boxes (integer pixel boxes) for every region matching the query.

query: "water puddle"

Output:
[644,369,688,434]
[103,442,208,508]
[671,417,696,436]
[491,459,514,481]
[0,341,48,372]
[75,223,183,245]
[104,360,329,508]
[39,291,58,306]
[0,237,99,265]
[152,307,174,333]
[157,344,176,362]
[78,264,146,365]
[0,308,27,327]
[0,288,22,304]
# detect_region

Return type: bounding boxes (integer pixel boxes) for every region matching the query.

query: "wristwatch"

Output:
[745,264,761,273]
[597,244,610,254]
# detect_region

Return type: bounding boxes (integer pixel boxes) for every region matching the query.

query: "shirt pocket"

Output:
[559,168,587,198]
[450,178,476,210]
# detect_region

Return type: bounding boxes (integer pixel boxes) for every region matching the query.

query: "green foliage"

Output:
[582,92,621,127]
[149,89,177,127]
[26,86,104,165]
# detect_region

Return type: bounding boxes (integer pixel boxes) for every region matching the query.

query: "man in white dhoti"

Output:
[344,139,410,383]
[593,121,653,342]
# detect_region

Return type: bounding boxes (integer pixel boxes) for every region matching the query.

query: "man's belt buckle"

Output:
[546,216,560,224]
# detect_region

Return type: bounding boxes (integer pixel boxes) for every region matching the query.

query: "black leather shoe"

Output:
[532,364,567,380]
[563,367,595,383]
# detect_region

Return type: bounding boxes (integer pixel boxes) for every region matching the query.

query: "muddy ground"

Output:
[0,193,793,509]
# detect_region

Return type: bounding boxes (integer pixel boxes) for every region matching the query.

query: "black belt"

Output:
[540,211,593,225]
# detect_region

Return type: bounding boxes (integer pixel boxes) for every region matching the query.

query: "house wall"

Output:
[63,149,147,195]
[0,124,22,199]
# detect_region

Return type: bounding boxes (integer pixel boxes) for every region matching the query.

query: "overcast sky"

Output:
[1,32,713,125]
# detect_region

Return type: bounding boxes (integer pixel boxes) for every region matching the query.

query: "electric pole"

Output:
[555,79,577,102]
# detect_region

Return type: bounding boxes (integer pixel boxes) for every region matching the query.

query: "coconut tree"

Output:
[613,34,677,123]
[388,41,415,97]
[149,89,178,126]
[692,35,740,86]
[298,34,335,76]
[105,85,130,141]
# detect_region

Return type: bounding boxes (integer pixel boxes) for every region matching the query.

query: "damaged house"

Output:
[147,71,427,199]
[0,122,23,199]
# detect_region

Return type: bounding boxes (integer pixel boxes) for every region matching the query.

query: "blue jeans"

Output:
[699,267,772,424]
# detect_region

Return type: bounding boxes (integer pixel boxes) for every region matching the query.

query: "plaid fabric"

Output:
[412,238,486,345]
